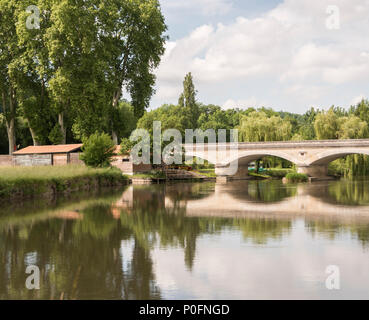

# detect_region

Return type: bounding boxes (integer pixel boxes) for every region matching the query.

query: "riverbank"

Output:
[0,165,129,201]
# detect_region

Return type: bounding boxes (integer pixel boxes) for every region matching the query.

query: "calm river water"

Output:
[1,179,369,300]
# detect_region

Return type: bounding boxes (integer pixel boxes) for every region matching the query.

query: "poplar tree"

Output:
[178,72,199,129]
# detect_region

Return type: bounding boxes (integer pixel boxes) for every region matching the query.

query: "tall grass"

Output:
[285,172,309,183]
[0,165,128,200]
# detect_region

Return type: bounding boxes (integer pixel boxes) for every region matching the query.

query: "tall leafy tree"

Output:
[0,0,19,154]
[97,0,167,143]
[314,108,340,140]
[238,111,292,142]
[178,72,199,129]
[15,0,54,145]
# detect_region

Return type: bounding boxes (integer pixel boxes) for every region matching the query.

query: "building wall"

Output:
[53,153,68,166]
[70,153,84,165]
[0,155,13,167]
[111,156,152,175]
[14,154,52,166]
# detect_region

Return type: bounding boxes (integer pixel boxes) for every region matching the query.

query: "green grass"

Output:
[194,169,216,178]
[0,165,128,200]
[249,172,272,179]
[132,170,166,179]
[264,168,294,178]
[285,172,309,183]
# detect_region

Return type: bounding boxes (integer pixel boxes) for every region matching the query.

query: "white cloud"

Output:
[351,94,366,106]
[153,0,369,112]
[222,97,268,110]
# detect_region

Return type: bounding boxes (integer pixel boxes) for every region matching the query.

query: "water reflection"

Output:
[1,180,369,299]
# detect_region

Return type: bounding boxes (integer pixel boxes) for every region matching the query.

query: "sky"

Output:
[149,0,369,114]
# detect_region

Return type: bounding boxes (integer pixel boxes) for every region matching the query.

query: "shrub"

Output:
[80,132,116,168]
[120,138,135,155]
[48,124,64,145]
[285,173,309,183]
[264,169,294,178]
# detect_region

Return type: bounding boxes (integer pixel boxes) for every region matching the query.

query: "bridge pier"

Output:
[215,163,250,181]
[297,165,329,179]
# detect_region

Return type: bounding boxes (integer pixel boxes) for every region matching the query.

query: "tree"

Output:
[97,0,167,143]
[120,138,135,156]
[0,0,19,154]
[314,108,340,140]
[110,101,137,143]
[178,72,199,129]
[137,104,189,136]
[80,132,116,168]
[338,115,369,139]
[15,0,55,146]
[238,111,292,142]
[350,99,369,124]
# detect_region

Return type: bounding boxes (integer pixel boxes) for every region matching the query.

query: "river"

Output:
[1,179,369,299]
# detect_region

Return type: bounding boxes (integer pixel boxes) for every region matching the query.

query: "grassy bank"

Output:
[0,165,128,201]
[284,173,309,183]
[132,170,166,179]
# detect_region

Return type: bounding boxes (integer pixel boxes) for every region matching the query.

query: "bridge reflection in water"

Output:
[1,180,369,299]
[118,180,369,220]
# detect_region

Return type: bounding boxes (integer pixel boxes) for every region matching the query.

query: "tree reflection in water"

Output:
[1,180,369,299]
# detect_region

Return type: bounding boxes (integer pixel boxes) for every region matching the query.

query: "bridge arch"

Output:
[221,150,302,167]
[309,149,369,166]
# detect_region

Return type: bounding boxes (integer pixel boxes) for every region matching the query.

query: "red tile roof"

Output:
[13,144,83,155]
[114,145,121,155]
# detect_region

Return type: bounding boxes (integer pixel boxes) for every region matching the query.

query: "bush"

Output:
[133,170,166,179]
[285,173,309,183]
[120,138,135,155]
[48,124,64,145]
[80,132,116,168]
[264,169,293,178]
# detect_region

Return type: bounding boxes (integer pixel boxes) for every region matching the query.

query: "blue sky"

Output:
[161,0,283,40]
[150,0,369,114]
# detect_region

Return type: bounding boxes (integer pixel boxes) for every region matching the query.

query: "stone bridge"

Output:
[183,139,369,178]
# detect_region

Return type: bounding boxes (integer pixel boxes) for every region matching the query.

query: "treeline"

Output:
[137,73,369,176]
[0,0,167,154]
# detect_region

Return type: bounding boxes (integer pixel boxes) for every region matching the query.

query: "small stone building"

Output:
[11,143,152,173]
[111,145,152,175]
[13,144,83,166]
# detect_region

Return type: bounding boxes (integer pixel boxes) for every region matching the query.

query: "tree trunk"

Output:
[29,127,41,146]
[6,118,16,155]
[112,131,118,145]
[111,88,121,145]
[58,112,67,144]
[2,90,17,154]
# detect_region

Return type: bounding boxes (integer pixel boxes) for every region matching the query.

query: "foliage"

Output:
[285,173,309,183]
[194,169,216,178]
[314,108,340,139]
[263,169,293,178]
[120,138,135,155]
[178,72,199,129]
[48,123,64,145]
[1,0,166,152]
[80,132,116,168]
[238,111,292,142]
[132,170,166,179]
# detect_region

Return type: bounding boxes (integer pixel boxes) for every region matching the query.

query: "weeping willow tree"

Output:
[314,108,369,177]
[329,155,369,178]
